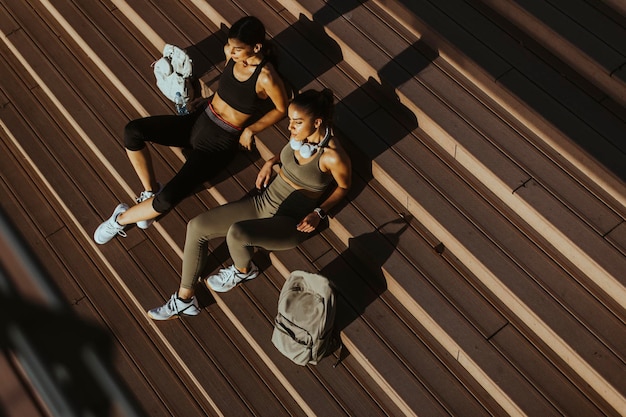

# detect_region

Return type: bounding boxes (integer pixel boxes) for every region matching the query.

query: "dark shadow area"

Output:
[319,216,410,361]
[0,297,123,417]
[331,76,420,214]
[391,0,626,181]
[271,14,344,93]
[312,0,366,26]
[0,210,146,417]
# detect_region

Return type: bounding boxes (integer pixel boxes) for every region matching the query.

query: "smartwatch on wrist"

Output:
[314,207,327,219]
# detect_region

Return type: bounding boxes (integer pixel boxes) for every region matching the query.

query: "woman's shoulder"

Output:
[258,61,280,80]
[321,138,349,165]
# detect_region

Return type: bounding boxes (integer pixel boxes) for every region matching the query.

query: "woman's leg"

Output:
[226,216,308,270]
[126,147,158,192]
[115,148,233,226]
[179,197,259,294]
[123,112,200,192]
[114,198,160,226]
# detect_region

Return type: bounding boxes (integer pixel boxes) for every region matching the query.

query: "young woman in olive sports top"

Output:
[147,89,352,320]
[94,16,288,244]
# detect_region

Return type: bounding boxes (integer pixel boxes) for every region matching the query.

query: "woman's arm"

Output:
[239,65,289,150]
[255,154,281,189]
[296,143,352,233]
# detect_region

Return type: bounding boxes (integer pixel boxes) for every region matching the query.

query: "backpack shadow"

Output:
[319,215,411,364]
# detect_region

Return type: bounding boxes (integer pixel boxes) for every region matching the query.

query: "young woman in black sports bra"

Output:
[94,16,288,245]
[146,89,352,320]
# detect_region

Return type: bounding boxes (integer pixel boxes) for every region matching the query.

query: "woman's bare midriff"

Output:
[210,93,251,128]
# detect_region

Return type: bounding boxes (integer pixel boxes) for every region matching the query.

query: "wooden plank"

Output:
[475,0,626,104]
[0,133,64,239]
[433,0,626,151]
[491,325,619,417]
[129,240,295,417]
[606,222,626,257]
[0,351,48,417]
[415,60,621,234]
[261,0,626,322]
[46,229,216,416]
[366,0,626,211]
[545,0,626,57]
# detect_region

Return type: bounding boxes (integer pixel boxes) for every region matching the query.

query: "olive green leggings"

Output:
[181,175,317,289]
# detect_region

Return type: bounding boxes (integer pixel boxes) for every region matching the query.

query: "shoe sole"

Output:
[147,310,182,320]
[147,310,200,320]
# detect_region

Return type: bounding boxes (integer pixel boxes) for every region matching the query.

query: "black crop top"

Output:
[216,58,267,114]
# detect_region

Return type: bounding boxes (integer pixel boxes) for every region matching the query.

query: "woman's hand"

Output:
[296,212,322,233]
[255,160,274,189]
[239,127,256,151]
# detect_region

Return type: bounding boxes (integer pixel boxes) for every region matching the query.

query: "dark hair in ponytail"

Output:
[291,89,335,129]
[228,16,275,62]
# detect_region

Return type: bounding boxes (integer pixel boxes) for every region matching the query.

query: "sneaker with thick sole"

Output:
[136,182,162,230]
[206,263,259,292]
[147,293,200,320]
[94,203,129,244]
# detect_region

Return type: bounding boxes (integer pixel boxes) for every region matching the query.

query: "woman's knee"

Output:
[152,191,177,213]
[124,119,147,151]
[187,215,204,236]
[226,222,245,242]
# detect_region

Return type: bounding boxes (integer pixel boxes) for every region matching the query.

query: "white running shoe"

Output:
[147,293,200,320]
[206,263,259,292]
[94,203,129,244]
[135,183,162,230]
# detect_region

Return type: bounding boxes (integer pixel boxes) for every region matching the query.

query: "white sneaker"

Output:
[136,183,162,230]
[147,293,200,320]
[94,203,129,244]
[206,263,259,292]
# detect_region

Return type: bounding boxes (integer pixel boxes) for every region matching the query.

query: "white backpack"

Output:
[152,44,193,102]
[272,271,338,366]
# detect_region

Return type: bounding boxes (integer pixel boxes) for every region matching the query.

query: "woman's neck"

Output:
[307,126,328,144]
[242,53,263,67]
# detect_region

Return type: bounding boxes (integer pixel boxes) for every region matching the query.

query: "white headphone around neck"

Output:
[290,127,330,158]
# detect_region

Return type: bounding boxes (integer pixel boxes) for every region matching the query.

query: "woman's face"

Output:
[226,38,257,62]
[288,104,321,141]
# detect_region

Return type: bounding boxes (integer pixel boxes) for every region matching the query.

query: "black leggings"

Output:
[124,107,240,213]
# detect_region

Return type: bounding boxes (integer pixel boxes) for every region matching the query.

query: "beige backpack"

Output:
[272,271,338,366]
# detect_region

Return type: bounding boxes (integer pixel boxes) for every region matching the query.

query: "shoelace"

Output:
[211,267,237,289]
[136,190,155,204]
[167,294,193,315]
[104,219,127,238]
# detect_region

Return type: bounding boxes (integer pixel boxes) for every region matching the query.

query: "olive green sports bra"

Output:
[279,143,334,193]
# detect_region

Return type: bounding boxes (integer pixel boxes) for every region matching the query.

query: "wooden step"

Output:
[0,4,357,414]
[2,0,625,415]
[1,1,466,414]
[190,6,626,416]
[475,0,626,107]
[265,0,626,317]
[366,0,626,211]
